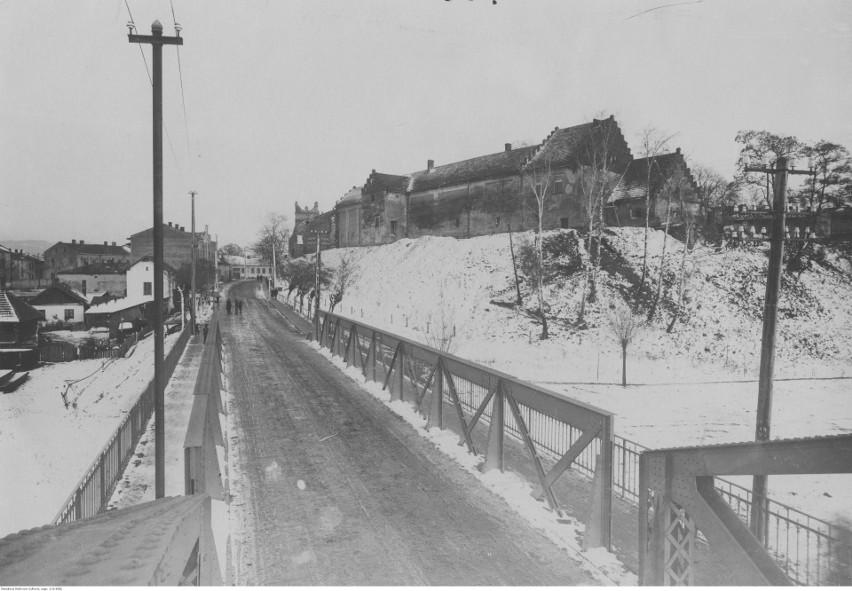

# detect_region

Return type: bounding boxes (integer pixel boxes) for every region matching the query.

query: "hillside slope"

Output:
[312,228,851,383]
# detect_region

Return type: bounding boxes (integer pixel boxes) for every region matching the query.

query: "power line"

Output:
[168,0,194,180]
[124,0,187,191]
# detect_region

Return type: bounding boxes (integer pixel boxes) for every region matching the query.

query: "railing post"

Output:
[480,379,505,472]
[426,358,444,430]
[99,452,106,511]
[397,343,405,402]
[599,415,614,551]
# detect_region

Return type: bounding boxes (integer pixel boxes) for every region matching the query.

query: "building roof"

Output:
[364,171,409,195]
[609,149,700,204]
[337,186,364,207]
[85,295,157,315]
[57,261,131,276]
[28,283,90,307]
[129,256,178,275]
[407,117,631,193]
[0,291,43,323]
[45,241,129,257]
[128,222,191,239]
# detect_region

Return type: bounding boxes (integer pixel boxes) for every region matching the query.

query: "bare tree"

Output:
[635,127,674,298]
[692,164,739,218]
[576,118,630,324]
[251,212,290,278]
[734,130,805,209]
[328,255,355,314]
[647,169,692,322]
[520,153,555,339]
[425,284,458,354]
[667,190,696,332]
[481,177,524,305]
[797,140,852,212]
[607,304,641,387]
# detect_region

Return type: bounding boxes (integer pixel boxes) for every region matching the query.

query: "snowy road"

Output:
[221,282,599,586]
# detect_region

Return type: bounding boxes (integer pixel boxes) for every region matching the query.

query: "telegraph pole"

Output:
[128,20,183,499]
[190,190,197,335]
[744,156,814,542]
[314,230,322,336]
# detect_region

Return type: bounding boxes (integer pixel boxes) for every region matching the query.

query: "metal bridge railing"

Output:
[639,435,852,586]
[52,325,192,525]
[293,302,851,585]
[314,309,616,550]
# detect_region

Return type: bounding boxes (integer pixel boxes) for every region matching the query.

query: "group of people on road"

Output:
[226,298,244,315]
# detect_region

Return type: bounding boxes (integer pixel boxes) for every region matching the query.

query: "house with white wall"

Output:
[28,284,90,327]
[126,257,175,313]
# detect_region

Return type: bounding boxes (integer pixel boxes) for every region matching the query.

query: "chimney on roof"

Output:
[314,201,319,210]
[71,239,76,244]
[180,226,185,231]
[104,241,108,245]
[112,242,116,246]
[371,169,376,174]
[675,147,681,154]
[427,159,434,171]
[505,143,512,152]
[168,222,172,227]
[80,240,85,244]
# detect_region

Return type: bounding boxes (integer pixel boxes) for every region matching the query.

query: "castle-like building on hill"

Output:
[289,116,701,258]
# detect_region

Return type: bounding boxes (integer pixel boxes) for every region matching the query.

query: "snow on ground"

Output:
[293,229,852,524]
[0,328,182,536]
[43,326,110,345]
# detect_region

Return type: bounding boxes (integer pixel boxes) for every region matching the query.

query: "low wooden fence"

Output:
[53,325,192,525]
[313,309,616,549]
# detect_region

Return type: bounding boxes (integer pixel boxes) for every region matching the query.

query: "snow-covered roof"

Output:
[85,295,155,315]
[0,291,43,323]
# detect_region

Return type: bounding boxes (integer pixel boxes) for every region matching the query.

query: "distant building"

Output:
[0,247,46,290]
[289,202,336,258]
[56,261,129,299]
[606,148,700,228]
[223,255,271,281]
[43,240,130,282]
[129,222,217,270]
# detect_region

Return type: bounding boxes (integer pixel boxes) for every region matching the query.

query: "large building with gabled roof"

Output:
[43,240,130,283]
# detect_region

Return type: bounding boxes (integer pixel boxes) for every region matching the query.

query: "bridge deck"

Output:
[222,282,599,586]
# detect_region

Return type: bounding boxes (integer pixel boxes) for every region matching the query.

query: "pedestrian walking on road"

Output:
[202,324,209,343]
[238,299,244,314]
[226,298,232,314]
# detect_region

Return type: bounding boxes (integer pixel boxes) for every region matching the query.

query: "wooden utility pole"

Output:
[190,190,197,335]
[128,20,183,499]
[744,156,814,542]
[314,230,322,337]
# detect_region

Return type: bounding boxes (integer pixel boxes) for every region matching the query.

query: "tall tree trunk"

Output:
[667,224,691,333]
[637,175,652,300]
[508,221,522,306]
[648,195,674,322]
[536,220,548,340]
[621,342,628,387]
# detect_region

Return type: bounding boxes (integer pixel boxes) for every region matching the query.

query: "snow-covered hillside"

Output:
[297,228,852,521]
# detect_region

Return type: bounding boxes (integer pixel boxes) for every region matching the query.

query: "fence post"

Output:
[480,380,505,472]
[426,358,444,430]
[99,452,106,511]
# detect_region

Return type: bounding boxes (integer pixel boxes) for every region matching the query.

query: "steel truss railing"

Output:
[314,309,616,550]
[297,303,850,584]
[639,435,852,586]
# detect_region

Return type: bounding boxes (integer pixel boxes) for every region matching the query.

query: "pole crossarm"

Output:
[128,34,183,45]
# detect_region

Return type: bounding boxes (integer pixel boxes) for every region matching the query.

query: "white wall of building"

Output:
[126,261,174,310]
[34,303,85,324]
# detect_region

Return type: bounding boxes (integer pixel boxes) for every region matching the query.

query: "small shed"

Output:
[0,290,42,369]
[85,296,154,338]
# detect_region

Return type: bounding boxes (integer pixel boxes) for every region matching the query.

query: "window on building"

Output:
[554,177,564,194]
[560,218,570,229]
[390,220,398,236]
[630,208,642,219]
[495,216,501,226]
[144,282,152,295]
[375,214,380,228]
[64,309,75,321]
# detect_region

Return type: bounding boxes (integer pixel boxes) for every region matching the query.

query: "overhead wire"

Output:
[124,0,188,192]
[169,0,195,183]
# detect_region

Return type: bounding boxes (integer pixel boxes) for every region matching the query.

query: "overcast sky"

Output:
[1,0,850,250]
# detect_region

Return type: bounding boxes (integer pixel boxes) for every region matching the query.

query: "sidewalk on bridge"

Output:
[107,326,229,582]
[268,298,733,585]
